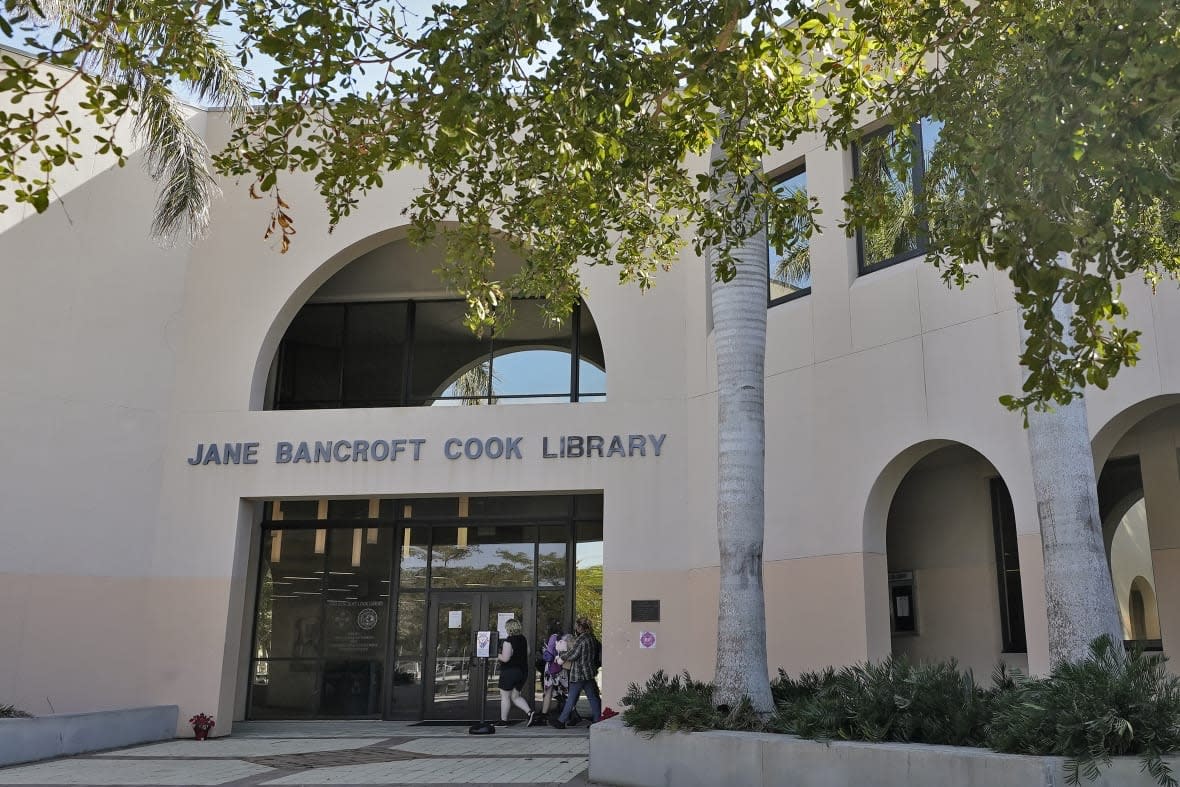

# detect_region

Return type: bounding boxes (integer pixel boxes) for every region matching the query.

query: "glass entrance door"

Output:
[425,591,534,719]
[480,592,535,721]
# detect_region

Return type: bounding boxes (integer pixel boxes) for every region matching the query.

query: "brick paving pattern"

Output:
[0,721,598,787]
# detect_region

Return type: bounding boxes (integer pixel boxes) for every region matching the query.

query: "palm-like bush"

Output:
[774,657,992,747]
[621,670,760,733]
[623,638,1180,786]
[987,637,1180,786]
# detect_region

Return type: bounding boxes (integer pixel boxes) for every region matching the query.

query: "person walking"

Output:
[551,617,601,728]
[538,622,573,731]
[496,618,535,727]
[534,621,569,726]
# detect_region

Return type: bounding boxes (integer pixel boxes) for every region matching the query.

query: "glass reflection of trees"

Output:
[854,118,944,272]
[430,527,536,587]
[768,168,810,304]
[576,523,604,635]
[252,495,603,719]
[396,528,573,589]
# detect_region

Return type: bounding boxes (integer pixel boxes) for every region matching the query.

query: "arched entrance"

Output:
[869,442,1028,675]
[1094,396,1180,653]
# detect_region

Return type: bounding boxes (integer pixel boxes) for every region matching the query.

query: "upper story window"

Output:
[768,166,811,306]
[270,298,605,409]
[853,118,944,274]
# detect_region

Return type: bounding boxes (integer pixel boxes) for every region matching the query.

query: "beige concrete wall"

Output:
[0,97,199,714]
[1102,407,1180,660]
[1109,500,1161,639]
[883,449,1021,677]
[6,97,1180,731]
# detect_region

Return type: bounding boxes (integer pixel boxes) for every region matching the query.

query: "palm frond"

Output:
[451,360,500,405]
[136,79,218,243]
[8,0,249,242]
[772,241,810,290]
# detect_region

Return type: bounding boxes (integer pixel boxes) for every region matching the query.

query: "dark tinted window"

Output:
[272,299,603,409]
[990,479,1027,653]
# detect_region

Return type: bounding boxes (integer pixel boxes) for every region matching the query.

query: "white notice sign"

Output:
[448,610,463,629]
[497,612,514,637]
[476,630,492,658]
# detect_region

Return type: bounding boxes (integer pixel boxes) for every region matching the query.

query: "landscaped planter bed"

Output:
[589,717,1180,787]
[0,706,178,767]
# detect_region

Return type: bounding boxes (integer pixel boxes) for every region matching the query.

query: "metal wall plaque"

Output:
[631,599,661,622]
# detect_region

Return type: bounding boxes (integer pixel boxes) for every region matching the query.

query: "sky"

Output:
[0,0,441,107]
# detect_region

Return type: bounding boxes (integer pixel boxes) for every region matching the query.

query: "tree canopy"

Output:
[2,0,1180,410]
[856,0,1180,410]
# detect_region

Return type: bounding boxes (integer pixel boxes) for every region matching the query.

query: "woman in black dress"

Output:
[496,618,535,726]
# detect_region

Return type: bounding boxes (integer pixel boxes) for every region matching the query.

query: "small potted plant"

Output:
[189,713,215,741]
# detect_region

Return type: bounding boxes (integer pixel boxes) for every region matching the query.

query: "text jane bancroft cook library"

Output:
[185,433,669,466]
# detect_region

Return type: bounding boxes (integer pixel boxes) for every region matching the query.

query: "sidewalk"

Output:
[0,720,597,786]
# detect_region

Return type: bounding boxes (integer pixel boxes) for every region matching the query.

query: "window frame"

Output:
[989,478,1028,654]
[767,163,812,307]
[852,121,932,276]
[271,298,604,410]
[247,494,601,720]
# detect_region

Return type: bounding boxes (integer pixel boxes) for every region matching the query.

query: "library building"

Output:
[4,99,1180,735]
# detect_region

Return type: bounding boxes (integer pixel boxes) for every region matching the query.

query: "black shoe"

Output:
[549,718,566,729]
[525,711,537,727]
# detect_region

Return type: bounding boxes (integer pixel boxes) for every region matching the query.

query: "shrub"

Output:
[770,666,837,705]
[622,638,1180,786]
[774,656,993,747]
[620,670,762,733]
[987,636,1180,787]
[0,704,31,718]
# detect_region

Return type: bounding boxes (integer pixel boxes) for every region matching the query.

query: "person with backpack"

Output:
[550,616,601,728]
[532,621,570,726]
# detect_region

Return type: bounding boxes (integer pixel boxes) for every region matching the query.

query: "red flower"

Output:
[189,713,215,728]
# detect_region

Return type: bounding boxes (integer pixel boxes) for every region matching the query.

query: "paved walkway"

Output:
[0,721,597,787]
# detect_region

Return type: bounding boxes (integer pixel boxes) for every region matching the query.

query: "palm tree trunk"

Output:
[1021,272,1123,664]
[708,139,775,714]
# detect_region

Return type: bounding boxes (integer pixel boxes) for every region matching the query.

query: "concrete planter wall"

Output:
[0,706,178,767]
[589,717,1179,787]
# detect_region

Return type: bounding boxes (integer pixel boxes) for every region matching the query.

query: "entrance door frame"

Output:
[423,589,535,720]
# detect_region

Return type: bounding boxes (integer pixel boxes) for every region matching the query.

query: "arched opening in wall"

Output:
[1098,457,1164,650]
[1093,396,1180,654]
[1129,576,1159,643]
[263,236,606,409]
[882,443,1027,674]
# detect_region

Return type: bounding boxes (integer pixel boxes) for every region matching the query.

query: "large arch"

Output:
[1092,393,1180,471]
[1091,394,1180,654]
[248,224,608,411]
[863,440,1029,675]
